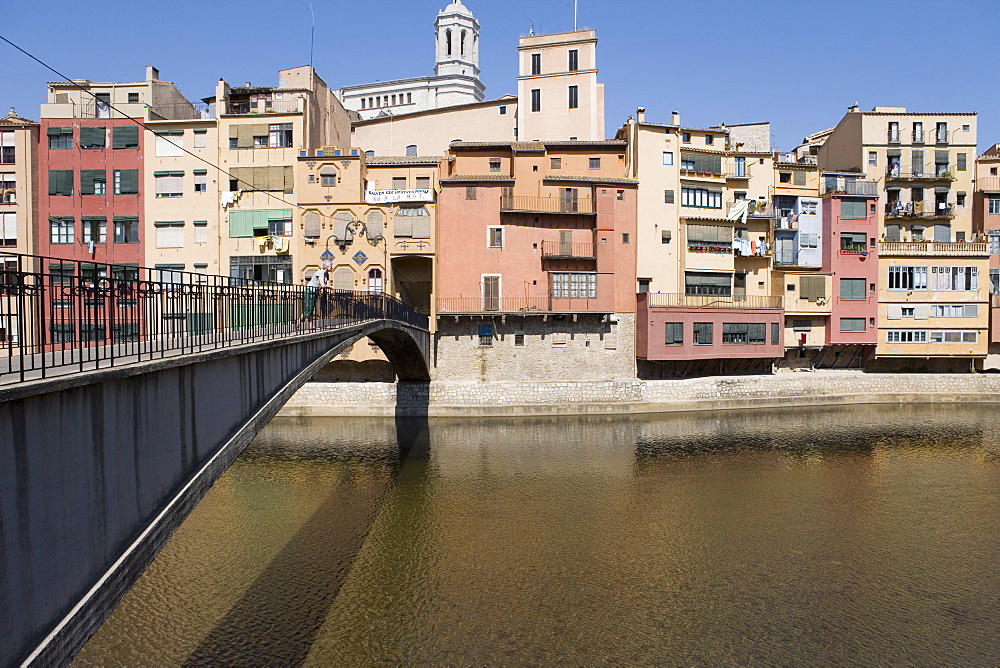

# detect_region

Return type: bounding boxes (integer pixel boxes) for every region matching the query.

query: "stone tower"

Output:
[435,1,480,79]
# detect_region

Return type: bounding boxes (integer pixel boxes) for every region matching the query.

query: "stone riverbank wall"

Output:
[278,370,1000,417]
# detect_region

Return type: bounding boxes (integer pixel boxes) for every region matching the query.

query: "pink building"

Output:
[434,140,638,381]
[821,174,880,350]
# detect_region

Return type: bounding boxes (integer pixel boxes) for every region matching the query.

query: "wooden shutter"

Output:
[79,127,106,149]
[48,170,73,196]
[227,211,254,238]
[334,212,354,240]
[911,150,924,173]
[366,210,385,237]
[112,126,138,149]
[80,170,105,195]
[236,124,255,149]
[119,169,139,194]
[268,166,285,191]
[482,275,500,311]
[394,210,413,237]
[886,304,902,320]
[411,211,430,239]
[303,212,321,238]
[793,170,806,186]
[333,266,354,290]
[283,166,294,193]
[800,275,825,302]
[560,230,573,255]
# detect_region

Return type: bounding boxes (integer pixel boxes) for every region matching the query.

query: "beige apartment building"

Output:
[0,109,39,258]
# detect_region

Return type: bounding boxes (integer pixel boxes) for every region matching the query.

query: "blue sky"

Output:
[2,0,999,152]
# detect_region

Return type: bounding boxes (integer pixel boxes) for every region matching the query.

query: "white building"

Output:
[335,1,485,121]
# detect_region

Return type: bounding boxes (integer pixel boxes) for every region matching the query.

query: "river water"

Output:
[75,403,1000,664]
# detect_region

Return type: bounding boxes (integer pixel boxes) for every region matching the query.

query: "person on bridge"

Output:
[296,263,330,330]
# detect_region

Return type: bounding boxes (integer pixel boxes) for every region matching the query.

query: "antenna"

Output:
[529,19,534,36]
[309,2,316,69]
[574,0,578,30]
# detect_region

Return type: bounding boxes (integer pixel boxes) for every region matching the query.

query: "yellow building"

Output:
[0,109,39,258]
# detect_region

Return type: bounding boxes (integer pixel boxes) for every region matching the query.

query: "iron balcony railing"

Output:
[437,296,551,313]
[501,195,595,214]
[0,252,427,386]
[644,293,783,309]
[884,169,955,182]
[540,240,596,258]
[885,202,956,219]
[823,179,879,196]
[225,98,302,115]
[877,242,988,256]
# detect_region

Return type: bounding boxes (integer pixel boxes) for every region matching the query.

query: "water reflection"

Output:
[76,404,1000,664]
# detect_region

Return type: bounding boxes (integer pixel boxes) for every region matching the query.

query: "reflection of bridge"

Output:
[0,253,430,665]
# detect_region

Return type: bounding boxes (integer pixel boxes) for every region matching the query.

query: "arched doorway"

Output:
[367,267,383,295]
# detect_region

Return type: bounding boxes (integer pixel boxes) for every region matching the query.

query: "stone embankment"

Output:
[278,370,1000,417]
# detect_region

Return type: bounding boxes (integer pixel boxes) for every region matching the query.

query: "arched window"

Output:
[368,267,384,295]
[460,30,467,56]
[446,29,452,56]
[405,144,418,157]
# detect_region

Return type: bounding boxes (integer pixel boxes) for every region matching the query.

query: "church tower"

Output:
[435,1,480,79]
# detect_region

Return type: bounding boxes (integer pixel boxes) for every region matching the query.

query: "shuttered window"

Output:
[793,170,806,186]
[957,153,967,171]
[840,318,866,332]
[155,131,184,157]
[154,172,184,197]
[396,205,430,238]
[154,221,184,248]
[115,169,139,195]
[365,210,385,238]
[332,212,354,240]
[113,217,138,243]
[80,170,106,196]
[193,221,208,244]
[333,266,354,290]
[664,189,674,204]
[680,153,722,173]
[230,166,293,193]
[911,149,924,174]
[685,272,730,296]
[665,322,683,345]
[303,211,321,239]
[0,212,16,245]
[228,209,293,237]
[47,127,73,150]
[112,125,139,149]
[839,277,866,300]
[840,198,866,220]
[229,123,268,149]
[79,126,106,149]
[48,169,74,196]
[800,275,826,302]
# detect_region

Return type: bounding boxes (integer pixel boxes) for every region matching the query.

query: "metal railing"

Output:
[884,202,955,219]
[645,293,782,309]
[877,242,988,256]
[501,195,595,214]
[225,99,302,115]
[540,241,596,258]
[884,169,955,181]
[437,297,551,314]
[0,252,427,386]
[823,178,879,196]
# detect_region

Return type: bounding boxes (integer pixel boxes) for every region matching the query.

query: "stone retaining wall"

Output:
[279,370,1000,417]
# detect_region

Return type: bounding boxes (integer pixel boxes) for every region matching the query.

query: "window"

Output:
[416,176,431,189]
[48,169,73,196]
[392,176,407,189]
[779,172,791,183]
[989,198,1000,215]
[568,49,579,71]
[487,226,503,248]
[114,169,139,195]
[682,132,690,143]
[589,157,600,169]
[269,123,293,148]
[531,89,541,112]
[193,130,207,148]
[114,217,138,243]
[268,217,291,236]
[931,304,978,318]
[957,153,967,171]
[0,131,14,164]
[840,198,867,220]
[693,322,713,345]
[112,125,138,149]
[680,187,722,209]
[665,322,683,345]
[154,221,184,248]
[936,122,948,142]
[481,275,500,311]
[901,307,915,317]
[685,272,730,296]
[800,275,826,302]
[78,169,105,196]
[253,134,268,148]
[887,330,927,343]
[928,330,978,344]
[888,266,928,290]
[194,170,207,192]
[617,190,624,201]
[622,233,629,243]
[722,323,766,344]
[514,333,525,346]
[637,279,650,293]
[193,220,208,244]
[840,278,866,300]
[957,193,966,207]
[551,157,562,169]
[229,137,238,150]
[477,324,496,347]
[664,189,674,204]
[49,217,74,244]
[154,172,184,198]
[793,171,806,186]
[888,121,899,142]
[687,224,731,252]
[928,265,979,291]
[0,212,17,246]
[568,85,579,109]
[156,264,186,287]
[47,127,72,150]
[405,144,418,157]
[320,168,336,187]
[733,156,745,177]
[155,130,184,157]
[531,53,541,75]
[868,151,877,167]
[551,272,597,299]
[466,185,477,200]
[840,232,866,252]
[489,159,501,172]
[79,126,106,149]
[705,135,714,145]
[499,105,507,115]
[912,122,923,143]
[840,318,866,332]
[662,151,673,166]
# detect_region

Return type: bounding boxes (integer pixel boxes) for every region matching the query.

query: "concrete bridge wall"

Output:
[0,321,428,666]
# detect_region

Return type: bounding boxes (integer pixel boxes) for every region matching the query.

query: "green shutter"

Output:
[48,169,73,196]
[112,125,139,149]
[800,275,825,302]
[152,171,184,177]
[228,211,255,237]
[267,209,292,221]
[841,199,866,220]
[957,153,967,171]
[80,169,105,195]
[118,169,139,194]
[193,169,208,175]
[47,127,72,136]
[79,126,106,149]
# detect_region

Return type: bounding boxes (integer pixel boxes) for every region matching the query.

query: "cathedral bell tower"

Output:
[435,1,480,79]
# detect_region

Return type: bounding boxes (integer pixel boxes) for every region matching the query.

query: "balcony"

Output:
[501,194,595,215]
[838,243,869,255]
[823,179,879,196]
[644,293,782,309]
[884,169,955,183]
[978,176,1000,193]
[680,168,724,181]
[877,241,988,257]
[225,98,301,115]
[724,169,750,180]
[687,241,733,254]
[540,240,596,259]
[437,297,550,314]
[727,200,774,219]
[885,202,955,219]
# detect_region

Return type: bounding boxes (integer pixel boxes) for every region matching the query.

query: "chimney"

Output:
[145,65,159,81]
[245,82,252,88]
[636,107,645,123]
[848,103,860,113]
[671,110,680,125]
